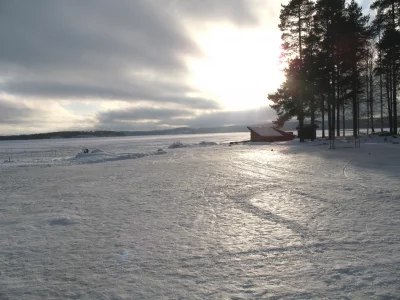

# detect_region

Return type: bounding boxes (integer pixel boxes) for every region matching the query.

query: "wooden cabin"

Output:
[247,126,295,142]
[296,124,318,140]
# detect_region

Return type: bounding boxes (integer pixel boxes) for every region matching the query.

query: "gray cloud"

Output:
[0,1,195,70]
[0,97,96,134]
[0,99,37,125]
[3,80,220,109]
[95,106,276,131]
[0,100,276,133]
[98,107,191,123]
[0,0,257,112]
[162,107,277,128]
[167,0,258,25]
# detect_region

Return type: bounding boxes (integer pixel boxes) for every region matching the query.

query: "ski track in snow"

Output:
[0,135,399,299]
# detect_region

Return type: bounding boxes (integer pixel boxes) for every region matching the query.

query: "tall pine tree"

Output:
[276,0,314,142]
[371,0,400,133]
[341,0,371,137]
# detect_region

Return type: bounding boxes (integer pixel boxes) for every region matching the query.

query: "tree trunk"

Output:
[310,94,315,141]
[328,69,336,141]
[387,66,393,133]
[379,32,384,132]
[352,97,358,137]
[298,116,305,141]
[298,5,305,142]
[342,104,346,136]
[328,99,332,140]
[367,86,370,135]
[337,102,340,136]
[321,98,325,138]
[332,73,336,140]
[391,0,398,134]
[357,98,360,136]
[393,67,397,134]
[366,75,370,134]
[380,63,384,132]
[352,69,358,137]
[336,74,341,136]
[369,68,375,133]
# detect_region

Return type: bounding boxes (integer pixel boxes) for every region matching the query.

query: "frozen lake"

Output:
[0,133,399,299]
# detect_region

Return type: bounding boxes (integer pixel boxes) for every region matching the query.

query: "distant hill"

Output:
[1,118,392,141]
[0,125,252,141]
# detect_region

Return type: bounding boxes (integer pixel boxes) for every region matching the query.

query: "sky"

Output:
[0,0,374,134]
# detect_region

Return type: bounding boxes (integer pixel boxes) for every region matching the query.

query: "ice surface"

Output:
[168,141,219,148]
[71,149,167,165]
[0,133,399,299]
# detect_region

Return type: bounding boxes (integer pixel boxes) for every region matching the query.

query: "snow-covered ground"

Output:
[0,133,399,299]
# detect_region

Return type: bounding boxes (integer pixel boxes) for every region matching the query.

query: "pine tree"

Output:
[373,24,385,132]
[277,0,314,142]
[270,0,374,139]
[269,59,302,127]
[313,0,346,139]
[303,17,321,140]
[340,0,371,137]
[371,0,400,133]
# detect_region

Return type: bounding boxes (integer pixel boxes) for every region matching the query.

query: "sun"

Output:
[186,24,284,110]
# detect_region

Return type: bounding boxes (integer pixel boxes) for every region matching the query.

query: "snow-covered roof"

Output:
[247,126,285,137]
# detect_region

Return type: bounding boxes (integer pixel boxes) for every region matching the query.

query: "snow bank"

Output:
[2,159,17,164]
[168,141,188,149]
[199,141,218,146]
[168,141,218,149]
[48,216,80,226]
[244,135,400,147]
[90,148,106,154]
[70,148,167,164]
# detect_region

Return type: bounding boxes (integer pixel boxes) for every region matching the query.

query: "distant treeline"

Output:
[0,126,250,141]
[1,119,394,141]
[0,131,125,141]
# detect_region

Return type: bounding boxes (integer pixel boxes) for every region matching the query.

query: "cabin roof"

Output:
[247,126,286,137]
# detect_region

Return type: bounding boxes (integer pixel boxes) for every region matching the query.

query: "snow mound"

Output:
[168,141,218,149]
[168,141,188,148]
[199,141,218,146]
[75,150,114,159]
[90,148,106,154]
[3,159,16,164]
[71,149,167,164]
[48,217,78,226]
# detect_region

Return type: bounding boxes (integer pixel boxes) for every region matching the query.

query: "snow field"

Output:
[0,135,399,299]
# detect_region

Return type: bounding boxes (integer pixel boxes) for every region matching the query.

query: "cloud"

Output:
[95,106,276,131]
[98,107,191,123]
[0,97,94,134]
[0,0,257,110]
[2,79,220,109]
[0,0,288,134]
[0,98,37,125]
[168,0,258,25]
[173,107,277,127]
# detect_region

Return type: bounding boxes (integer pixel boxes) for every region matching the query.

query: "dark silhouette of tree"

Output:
[269,60,302,128]
[275,0,314,142]
[371,0,400,134]
[269,0,400,138]
[341,0,371,137]
[313,0,348,139]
